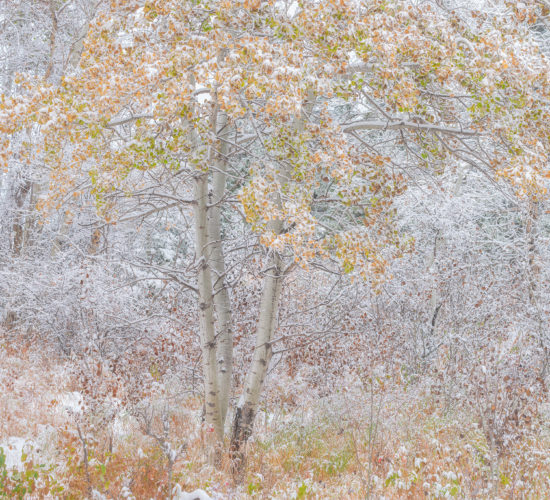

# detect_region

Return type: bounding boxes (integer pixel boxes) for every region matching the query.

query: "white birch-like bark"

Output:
[194,168,224,441]
[231,249,283,452]
[231,91,316,455]
[342,119,478,136]
[208,111,233,426]
[191,91,227,443]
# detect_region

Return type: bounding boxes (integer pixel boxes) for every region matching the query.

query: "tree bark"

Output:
[12,179,32,256]
[208,111,233,426]
[194,168,224,442]
[191,92,230,446]
[230,91,315,461]
[230,251,283,462]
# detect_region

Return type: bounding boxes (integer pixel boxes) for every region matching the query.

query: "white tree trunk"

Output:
[194,169,224,441]
[230,92,315,457]
[208,111,233,426]
[231,250,283,453]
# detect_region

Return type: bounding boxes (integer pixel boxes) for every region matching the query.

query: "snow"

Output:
[172,486,212,500]
[113,412,133,439]
[91,490,108,500]
[0,436,32,470]
[287,1,299,18]
[117,31,134,49]
[59,391,83,414]
[195,85,212,104]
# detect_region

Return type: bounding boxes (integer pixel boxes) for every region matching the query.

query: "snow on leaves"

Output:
[0,0,549,276]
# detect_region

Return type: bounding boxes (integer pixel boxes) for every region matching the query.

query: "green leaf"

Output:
[296,482,308,499]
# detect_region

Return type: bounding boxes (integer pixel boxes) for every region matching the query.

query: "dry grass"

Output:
[2,340,550,498]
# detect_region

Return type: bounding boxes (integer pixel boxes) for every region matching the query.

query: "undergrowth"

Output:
[2,342,550,498]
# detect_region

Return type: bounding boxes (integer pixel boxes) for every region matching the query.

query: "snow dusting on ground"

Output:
[0,436,32,470]
[172,486,212,500]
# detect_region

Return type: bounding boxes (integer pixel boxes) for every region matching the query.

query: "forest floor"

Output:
[2,339,550,499]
